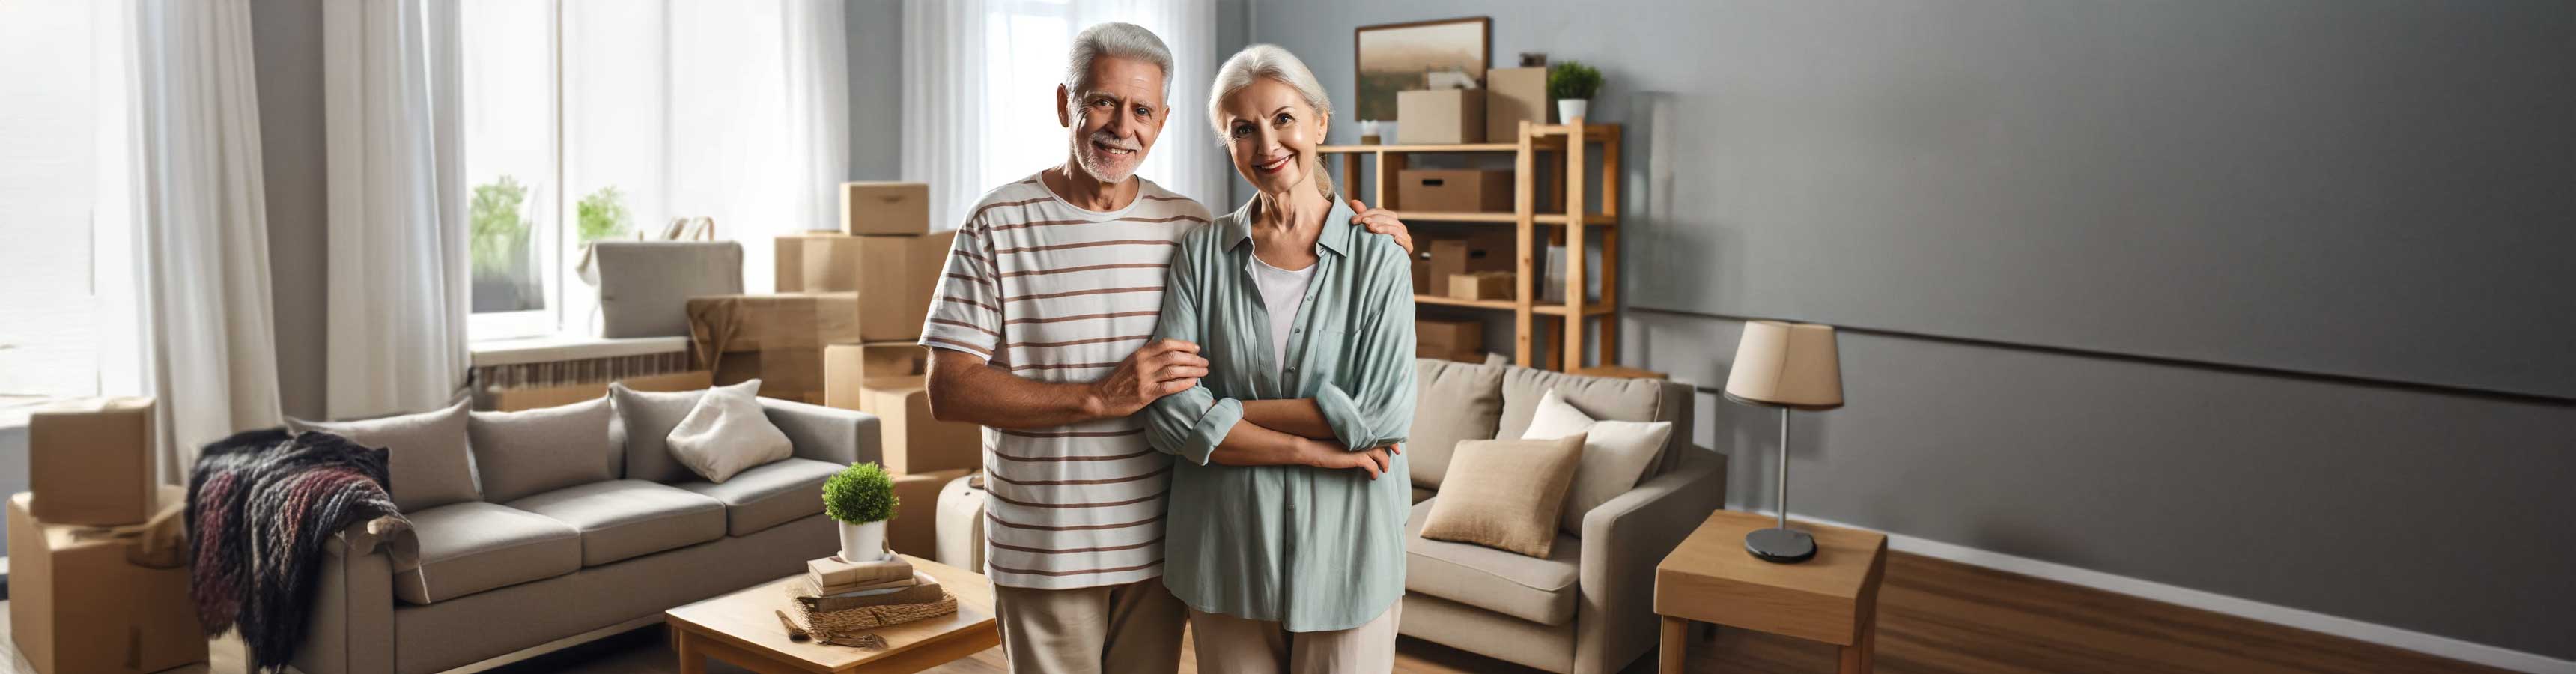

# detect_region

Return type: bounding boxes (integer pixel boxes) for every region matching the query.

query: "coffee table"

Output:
[665,554,999,674]
[1654,511,1888,673]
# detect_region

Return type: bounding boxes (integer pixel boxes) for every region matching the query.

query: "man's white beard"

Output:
[1072,130,1140,183]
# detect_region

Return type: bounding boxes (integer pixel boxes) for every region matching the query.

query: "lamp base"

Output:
[1745,526,1817,564]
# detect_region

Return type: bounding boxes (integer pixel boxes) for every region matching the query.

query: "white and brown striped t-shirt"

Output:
[916,173,1212,590]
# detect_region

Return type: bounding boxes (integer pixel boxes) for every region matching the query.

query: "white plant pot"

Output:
[838,520,886,562]
[1558,99,1591,124]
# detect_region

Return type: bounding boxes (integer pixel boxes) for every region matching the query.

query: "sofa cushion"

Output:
[1500,366,1683,476]
[1418,435,1586,558]
[506,479,727,566]
[288,398,479,512]
[470,398,618,503]
[672,457,842,536]
[396,502,583,605]
[1405,498,1582,626]
[1522,389,1676,535]
[613,380,761,483]
[666,384,795,482]
[1408,358,1506,488]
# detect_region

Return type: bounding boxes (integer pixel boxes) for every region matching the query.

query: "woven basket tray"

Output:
[797,592,959,639]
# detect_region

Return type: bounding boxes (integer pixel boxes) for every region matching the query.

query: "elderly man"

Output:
[917,22,1409,674]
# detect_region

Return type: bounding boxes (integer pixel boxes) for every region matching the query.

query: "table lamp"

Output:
[1723,320,1844,563]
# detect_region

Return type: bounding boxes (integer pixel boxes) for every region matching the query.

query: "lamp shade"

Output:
[1724,321,1844,410]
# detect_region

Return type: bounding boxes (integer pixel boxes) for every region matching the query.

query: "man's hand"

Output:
[1348,199,1413,254]
[1300,440,1400,480]
[1084,339,1209,417]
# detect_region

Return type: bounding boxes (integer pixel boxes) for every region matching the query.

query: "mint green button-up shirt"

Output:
[1144,199,1418,631]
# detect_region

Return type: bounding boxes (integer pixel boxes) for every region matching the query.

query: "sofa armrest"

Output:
[294,525,397,674]
[761,396,881,467]
[1571,447,1727,674]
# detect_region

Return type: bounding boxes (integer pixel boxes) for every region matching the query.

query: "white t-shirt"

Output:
[1248,253,1317,377]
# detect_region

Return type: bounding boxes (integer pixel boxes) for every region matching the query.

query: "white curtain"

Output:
[903,0,1225,230]
[323,0,472,419]
[88,0,285,477]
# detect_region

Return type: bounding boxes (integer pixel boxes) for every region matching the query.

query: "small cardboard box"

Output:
[857,376,984,475]
[688,292,864,402]
[28,398,156,526]
[887,467,974,557]
[1416,319,1483,353]
[839,182,931,235]
[773,231,956,341]
[1485,67,1550,142]
[1424,234,1512,297]
[1397,88,1485,145]
[1410,255,1432,294]
[1448,271,1514,301]
[1396,168,1512,213]
[824,343,929,410]
[487,370,712,412]
[8,488,207,674]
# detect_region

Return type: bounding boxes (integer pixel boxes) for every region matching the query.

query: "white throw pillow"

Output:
[1521,389,1674,535]
[665,385,795,483]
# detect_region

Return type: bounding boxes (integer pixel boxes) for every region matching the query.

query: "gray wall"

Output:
[1241,0,2576,661]
[252,0,328,421]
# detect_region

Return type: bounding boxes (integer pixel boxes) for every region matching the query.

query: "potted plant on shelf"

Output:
[823,462,899,562]
[1549,61,1603,124]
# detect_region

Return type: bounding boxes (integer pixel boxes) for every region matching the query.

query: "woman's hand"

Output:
[1348,200,1413,254]
[1300,439,1400,479]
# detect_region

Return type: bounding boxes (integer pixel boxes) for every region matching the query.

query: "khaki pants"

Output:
[1185,601,1402,674]
[992,579,1186,674]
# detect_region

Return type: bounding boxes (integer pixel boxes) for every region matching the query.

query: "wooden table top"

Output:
[1654,511,1889,646]
[664,554,997,673]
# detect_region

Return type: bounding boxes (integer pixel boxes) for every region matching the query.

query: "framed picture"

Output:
[1354,16,1491,121]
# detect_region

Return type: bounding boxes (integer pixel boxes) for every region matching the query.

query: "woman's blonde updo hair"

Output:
[1208,44,1335,199]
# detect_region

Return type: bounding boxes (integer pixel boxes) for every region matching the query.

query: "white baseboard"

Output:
[1752,510,2572,674]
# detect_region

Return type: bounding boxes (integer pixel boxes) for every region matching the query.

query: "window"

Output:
[0,1,105,402]
[462,1,844,341]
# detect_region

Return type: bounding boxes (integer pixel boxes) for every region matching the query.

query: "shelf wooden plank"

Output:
[1530,123,1622,140]
[1400,212,1617,226]
[1417,294,1612,316]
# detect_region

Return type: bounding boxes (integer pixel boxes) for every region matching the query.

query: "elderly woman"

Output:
[1141,44,1417,673]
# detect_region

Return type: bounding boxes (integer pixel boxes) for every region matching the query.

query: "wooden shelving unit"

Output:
[1325,121,1623,371]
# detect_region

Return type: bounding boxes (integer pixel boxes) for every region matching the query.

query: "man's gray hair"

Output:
[1066,22,1173,100]
[1206,44,1332,145]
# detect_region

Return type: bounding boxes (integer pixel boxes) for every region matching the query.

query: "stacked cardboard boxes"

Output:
[1422,234,1513,297]
[11,398,207,674]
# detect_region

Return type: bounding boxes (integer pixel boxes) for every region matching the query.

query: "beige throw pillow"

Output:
[612,379,760,482]
[666,385,794,482]
[1522,389,1674,535]
[1417,434,1587,558]
[287,398,479,512]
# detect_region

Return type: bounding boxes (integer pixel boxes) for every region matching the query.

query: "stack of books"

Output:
[795,553,944,611]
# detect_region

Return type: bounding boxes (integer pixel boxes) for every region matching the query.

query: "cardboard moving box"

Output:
[839,182,931,235]
[1416,344,1487,363]
[688,292,863,403]
[824,343,931,410]
[1448,271,1514,301]
[1416,319,1483,353]
[1424,235,1512,297]
[1485,67,1550,142]
[1396,168,1512,213]
[774,231,956,341]
[8,488,207,674]
[1397,88,1486,145]
[887,467,975,557]
[28,398,156,526]
[855,376,984,475]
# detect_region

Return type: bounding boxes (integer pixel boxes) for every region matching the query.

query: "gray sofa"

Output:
[1397,358,1728,674]
[292,398,875,674]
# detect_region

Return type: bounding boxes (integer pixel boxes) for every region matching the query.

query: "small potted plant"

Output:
[1549,61,1604,124]
[823,462,899,562]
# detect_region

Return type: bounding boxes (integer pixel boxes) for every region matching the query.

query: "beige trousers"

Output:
[1185,601,1403,674]
[991,579,1187,674]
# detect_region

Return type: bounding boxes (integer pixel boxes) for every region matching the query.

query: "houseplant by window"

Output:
[1549,61,1603,123]
[823,462,899,562]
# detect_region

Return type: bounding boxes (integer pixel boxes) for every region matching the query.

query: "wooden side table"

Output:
[665,554,998,674]
[1653,511,1889,673]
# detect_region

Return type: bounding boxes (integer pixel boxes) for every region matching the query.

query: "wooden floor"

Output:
[0,552,2516,673]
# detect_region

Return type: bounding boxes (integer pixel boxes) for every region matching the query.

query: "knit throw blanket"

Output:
[188,428,415,673]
